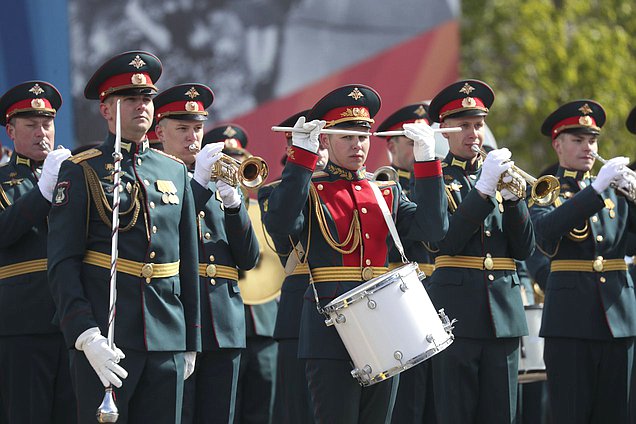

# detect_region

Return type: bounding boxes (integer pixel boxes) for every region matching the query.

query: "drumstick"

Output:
[271,126,371,137]
[373,127,462,137]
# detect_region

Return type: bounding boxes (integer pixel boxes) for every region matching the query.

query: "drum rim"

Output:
[323,262,419,312]
[353,334,454,386]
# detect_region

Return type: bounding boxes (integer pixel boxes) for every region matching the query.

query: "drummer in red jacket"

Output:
[263,84,448,423]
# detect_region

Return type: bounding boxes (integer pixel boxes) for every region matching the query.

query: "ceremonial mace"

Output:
[96,99,122,423]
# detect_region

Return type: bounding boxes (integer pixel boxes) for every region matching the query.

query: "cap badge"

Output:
[223,126,237,138]
[131,73,147,85]
[225,139,239,149]
[462,97,477,108]
[579,115,593,126]
[129,55,146,69]
[578,103,593,115]
[29,84,44,96]
[459,83,475,95]
[414,105,427,117]
[185,87,200,99]
[348,87,364,101]
[185,101,200,112]
[31,98,46,109]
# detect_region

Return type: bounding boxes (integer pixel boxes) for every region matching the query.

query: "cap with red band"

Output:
[376,102,430,137]
[0,81,62,126]
[84,51,162,101]
[541,100,605,139]
[308,84,381,129]
[153,83,214,123]
[428,79,494,123]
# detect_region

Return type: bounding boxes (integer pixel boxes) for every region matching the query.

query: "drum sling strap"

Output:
[308,182,410,315]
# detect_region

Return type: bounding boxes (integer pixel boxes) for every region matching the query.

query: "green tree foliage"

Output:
[462,0,636,173]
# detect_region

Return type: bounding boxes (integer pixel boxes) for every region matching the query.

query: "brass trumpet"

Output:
[472,146,560,206]
[371,165,399,182]
[189,144,269,189]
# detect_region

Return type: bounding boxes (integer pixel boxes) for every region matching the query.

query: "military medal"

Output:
[161,193,170,204]
[156,180,178,204]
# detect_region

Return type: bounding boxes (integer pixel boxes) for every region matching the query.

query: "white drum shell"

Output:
[518,304,546,383]
[324,263,452,386]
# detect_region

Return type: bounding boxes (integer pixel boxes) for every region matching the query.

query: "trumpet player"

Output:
[200,124,278,424]
[0,81,74,423]
[375,102,438,424]
[154,86,260,424]
[426,79,534,424]
[531,100,636,424]
[48,51,201,424]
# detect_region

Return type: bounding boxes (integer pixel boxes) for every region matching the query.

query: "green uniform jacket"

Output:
[191,179,259,350]
[264,147,448,359]
[0,154,58,335]
[48,134,201,352]
[530,168,636,339]
[258,181,308,341]
[427,153,532,339]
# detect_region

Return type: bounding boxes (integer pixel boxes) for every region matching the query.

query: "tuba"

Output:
[239,198,285,304]
[472,146,560,206]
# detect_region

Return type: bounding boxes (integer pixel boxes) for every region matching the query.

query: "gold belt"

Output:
[198,263,239,280]
[311,266,388,283]
[290,262,309,276]
[0,259,47,279]
[84,250,180,279]
[435,255,516,271]
[389,262,435,276]
[551,258,627,273]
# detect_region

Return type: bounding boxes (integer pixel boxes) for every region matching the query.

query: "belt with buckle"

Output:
[551,257,627,273]
[83,250,180,280]
[198,263,239,280]
[289,262,309,276]
[0,258,47,279]
[435,255,516,271]
[311,266,388,283]
[389,262,435,276]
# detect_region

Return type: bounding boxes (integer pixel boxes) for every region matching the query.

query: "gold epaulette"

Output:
[372,180,396,188]
[151,148,185,164]
[70,148,101,164]
[311,171,328,179]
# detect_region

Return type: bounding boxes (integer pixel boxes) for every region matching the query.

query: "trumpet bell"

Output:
[371,166,399,182]
[531,175,560,206]
[210,154,269,189]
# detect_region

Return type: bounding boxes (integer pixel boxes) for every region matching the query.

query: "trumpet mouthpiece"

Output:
[188,144,199,153]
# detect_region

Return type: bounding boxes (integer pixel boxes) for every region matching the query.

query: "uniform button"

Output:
[579,181,587,188]
[355,185,362,191]
[365,259,371,266]
[591,216,598,223]
[599,276,606,283]
[596,235,603,242]
[137,158,142,166]
[152,226,157,234]
[209,278,216,286]
[383,189,390,196]
[205,232,211,240]
[365,233,370,239]
[209,255,215,262]
[149,251,156,259]
[150,201,155,209]
[361,207,368,214]
[485,230,492,237]
[488,274,495,281]
[144,179,150,186]
[317,184,324,191]
[199,211,205,218]
[118,185,124,193]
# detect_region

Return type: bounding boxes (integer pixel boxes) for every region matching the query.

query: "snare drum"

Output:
[323,262,454,386]
[518,304,547,383]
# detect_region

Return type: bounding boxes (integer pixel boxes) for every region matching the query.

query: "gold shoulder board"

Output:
[70,148,102,164]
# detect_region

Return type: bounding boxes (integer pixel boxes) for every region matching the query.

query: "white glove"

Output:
[475,148,513,197]
[403,123,436,161]
[592,156,629,193]
[193,142,224,187]
[75,327,128,388]
[184,351,197,380]
[38,148,71,201]
[217,180,241,209]
[500,173,522,201]
[291,117,325,154]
